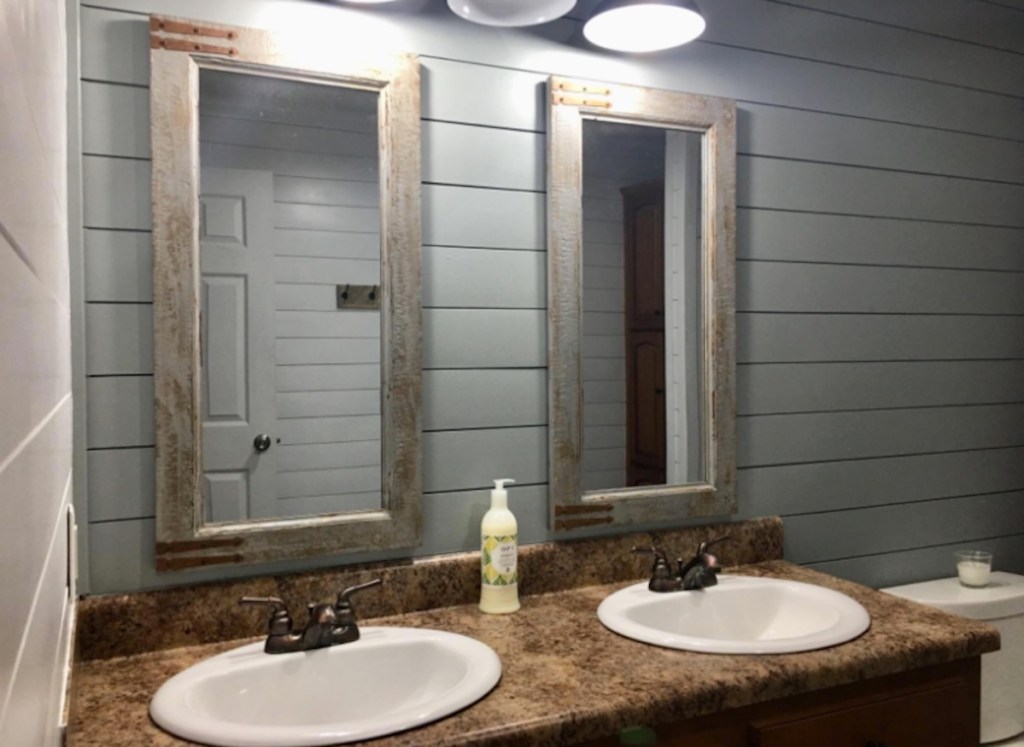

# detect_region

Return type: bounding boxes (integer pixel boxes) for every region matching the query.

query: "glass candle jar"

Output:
[955,550,993,588]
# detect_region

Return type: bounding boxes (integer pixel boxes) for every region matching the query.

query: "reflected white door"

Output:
[200,168,277,522]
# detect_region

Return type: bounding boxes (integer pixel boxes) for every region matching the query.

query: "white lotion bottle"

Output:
[479,479,520,614]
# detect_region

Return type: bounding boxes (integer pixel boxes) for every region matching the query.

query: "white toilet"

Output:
[883,572,1024,745]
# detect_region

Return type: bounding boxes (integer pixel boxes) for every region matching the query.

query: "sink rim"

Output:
[149,626,502,747]
[597,575,871,654]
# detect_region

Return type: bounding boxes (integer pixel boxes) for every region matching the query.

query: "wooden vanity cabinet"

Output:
[580,658,980,747]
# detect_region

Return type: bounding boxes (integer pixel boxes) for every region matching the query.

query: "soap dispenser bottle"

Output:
[479,479,520,614]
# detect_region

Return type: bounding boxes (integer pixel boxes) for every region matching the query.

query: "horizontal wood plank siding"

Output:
[77,0,1024,592]
[739,361,1024,415]
[739,404,1024,468]
[737,211,1024,271]
[741,447,1024,516]
[775,1,1024,57]
[738,315,1024,363]
[84,230,152,302]
[695,0,1024,96]
[810,534,1024,592]
[786,491,1024,564]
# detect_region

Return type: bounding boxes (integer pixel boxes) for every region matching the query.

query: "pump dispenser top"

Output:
[479,478,520,614]
[490,478,513,508]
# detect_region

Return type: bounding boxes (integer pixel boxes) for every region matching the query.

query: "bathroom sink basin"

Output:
[149,627,502,747]
[598,575,870,654]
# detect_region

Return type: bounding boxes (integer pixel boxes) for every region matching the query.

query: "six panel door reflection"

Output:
[200,167,277,523]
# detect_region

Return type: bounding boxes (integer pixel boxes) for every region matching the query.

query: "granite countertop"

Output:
[68,560,999,747]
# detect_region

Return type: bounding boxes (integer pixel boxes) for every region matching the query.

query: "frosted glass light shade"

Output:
[447,0,577,27]
[584,0,706,52]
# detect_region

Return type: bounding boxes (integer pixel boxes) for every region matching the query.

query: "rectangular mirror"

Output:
[151,16,422,570]
[548,77,736,532]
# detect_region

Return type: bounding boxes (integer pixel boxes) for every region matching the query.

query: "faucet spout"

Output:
[303,603,338,649]
[679,534,731,590]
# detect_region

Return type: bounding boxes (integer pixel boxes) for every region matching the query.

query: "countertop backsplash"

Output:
[76,516,783,660]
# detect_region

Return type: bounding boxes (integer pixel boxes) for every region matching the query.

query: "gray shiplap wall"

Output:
[75,0,1024,594]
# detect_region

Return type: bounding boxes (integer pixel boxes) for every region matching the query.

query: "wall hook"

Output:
[336,284,381,310]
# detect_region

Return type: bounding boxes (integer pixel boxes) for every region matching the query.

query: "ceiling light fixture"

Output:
[447,0,577,28]
[584,0,706,53]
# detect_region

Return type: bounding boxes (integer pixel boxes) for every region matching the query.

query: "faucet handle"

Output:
[632,546,680,591]
[696,532,729,557]
[632,545,670,566]
[240,596,293,636]
[337,578,383,605]
[334,578,383,620]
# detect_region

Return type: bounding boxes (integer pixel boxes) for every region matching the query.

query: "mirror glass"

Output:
[197,68,383,524]
[580,118,704,493]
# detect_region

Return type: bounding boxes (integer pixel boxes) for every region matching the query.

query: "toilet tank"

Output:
[883,572,1024,744]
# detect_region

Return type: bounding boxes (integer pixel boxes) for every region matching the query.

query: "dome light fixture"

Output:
[584,0,706,53]
[447,0,577,27]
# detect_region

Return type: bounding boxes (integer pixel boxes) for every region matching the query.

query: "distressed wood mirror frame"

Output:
[150,15,422,571]
[547,76,737,532]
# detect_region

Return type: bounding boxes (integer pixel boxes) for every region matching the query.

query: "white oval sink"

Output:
[598,575,870,654]
[149,627,501,747]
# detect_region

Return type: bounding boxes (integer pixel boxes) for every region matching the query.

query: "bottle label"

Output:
[482,534,517,586]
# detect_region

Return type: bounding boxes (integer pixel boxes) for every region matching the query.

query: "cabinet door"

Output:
[752,678,976,747]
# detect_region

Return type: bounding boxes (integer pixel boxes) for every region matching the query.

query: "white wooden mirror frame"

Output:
[150,15,422,571]
[547,76,737,532]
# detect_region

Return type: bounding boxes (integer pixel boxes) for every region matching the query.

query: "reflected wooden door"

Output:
[199,168,278,522]
[623,180,666,486]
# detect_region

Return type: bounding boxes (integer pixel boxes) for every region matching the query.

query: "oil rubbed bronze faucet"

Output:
[632,535,731,593]
[241,578,382,654]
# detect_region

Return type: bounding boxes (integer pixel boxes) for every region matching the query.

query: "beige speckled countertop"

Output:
[68,561,999,747]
